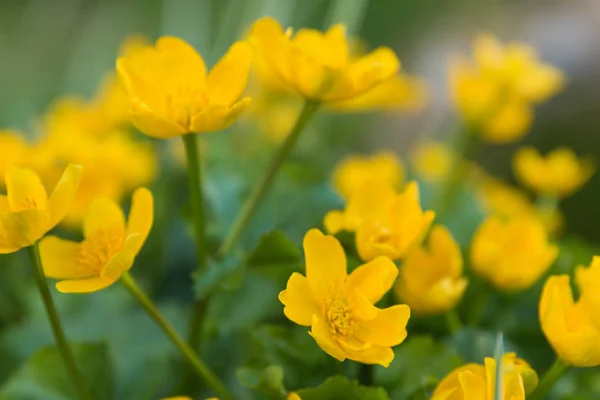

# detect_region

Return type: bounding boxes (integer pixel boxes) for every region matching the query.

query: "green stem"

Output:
[467,285,491,327]
[26,243,92,400]
[182,133,207,269]
[120,272,233,400]
[444,309,462,334]
[528,358,570,400]
[218,100,321,257]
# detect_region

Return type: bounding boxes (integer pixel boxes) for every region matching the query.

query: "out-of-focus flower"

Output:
[117,36,253,138]
[332,152,404,199]
[356,181,435,261]
[280,229,409,366]
[450,34,564,143]
[287,394,301,400]
[470,216,558,291]
[324,180,396,234]
[432,353,538,399]
[160,397,194,400]
[0,165,82,253]
[249,17,422,110]
[539,257,600,367]
[39,187,153,293]
[409,140,453,182]
[395,225,467,315]
[513,147,594,198]
[0,131,28,187]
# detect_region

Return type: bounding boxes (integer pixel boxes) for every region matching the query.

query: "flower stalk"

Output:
[27,243,93,400]
[528,358,570,400]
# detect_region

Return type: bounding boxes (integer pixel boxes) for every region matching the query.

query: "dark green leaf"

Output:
[246,230,301,269]
[297,376,389,400]
[236,364,286,397]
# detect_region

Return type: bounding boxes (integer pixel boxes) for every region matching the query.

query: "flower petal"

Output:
[355,304,410,347]
[55,276,115,294]
[323,210,345,234]
[47,164,83,229]
[278,272,320,326]
[348,256,398,303]
[341,344,395,367]
[308,314,346,362]
[0,209,49,249]
[206,41,253,106]
[5,167,48,211]
[83,198,126,238]
[0,195,9,212]
[39,236,94,279]
[129,98,188,138]
[303,229,347,299]
[101,233,142,280]
[190,98,251,133]
[126,187,154,254]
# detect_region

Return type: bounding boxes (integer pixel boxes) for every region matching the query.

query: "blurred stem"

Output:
[433,124,480,219]
[120,272,233,400]
[467,284,491,327]
[536,194,559,238]
[444,309,462,334]
[326,0,370,34]
[218,100,321,257]
[528,358,570,400]
[26,243,92,400]
[358,363,373,386]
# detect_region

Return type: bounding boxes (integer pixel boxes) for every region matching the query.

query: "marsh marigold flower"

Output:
[0,131,28,187]
[249,17,415,106]
[432,353,538,399]
[332,152,404,199]
[117,37,253,138]
[39,187,153,293]
[395,225,467,315]
[470,216,558,291]
[539,257,600,367]
[409,140,453,182]
[450,34,564,143]
[279,229,410,366]
[513,146,594,199]
[356,181,435,261]
[0,165,82,253]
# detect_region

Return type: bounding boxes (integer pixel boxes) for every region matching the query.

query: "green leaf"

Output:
[374,336,462,400]
[236,364,286,397]
[193,255,245,299]
[494,332,504,400]
[297,376,389,400]
[0,342,113,400]
[447,328,517,364]
[246,230,301,269]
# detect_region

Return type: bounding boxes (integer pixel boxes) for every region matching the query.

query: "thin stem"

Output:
[218,100,321,257]
[467,284,491,327]
[26,243,92,400]
[528,358,570,400]
[444,309,462,334]
[120,272,233,400]
[182,133,207,269]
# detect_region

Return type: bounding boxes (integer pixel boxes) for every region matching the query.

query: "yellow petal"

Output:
[129,98,188,138]
[0,209,49,249]
[340,343,395,367]
[0,195,9,211]
[347,256,398,303]
[323,210,345,234]
[278,272,320,326]
[344,180,396,231]
[457,370,487,400]
[323,24,349,69]
[101,233,141,280]
[483,100,532,144]
[355,304,410,348]
[39,236,94,279]
[83,198,126,238]
[190,98,251,133]
[303,229,347,299]
[5,167,48,211]
[55,276,115,294]
[47,164,83,229]
[308,314,346,362]
[126,187,154,254]
[343,47,400,98]
[155,36,207,85]
[206,41,253,106]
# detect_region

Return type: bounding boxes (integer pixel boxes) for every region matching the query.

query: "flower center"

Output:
[324,284,355,337]
[78,228,125,272]
[166,86,209,129]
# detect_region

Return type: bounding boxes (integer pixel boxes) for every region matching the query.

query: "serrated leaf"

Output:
[0,342,113,400]
[297,376,389,400]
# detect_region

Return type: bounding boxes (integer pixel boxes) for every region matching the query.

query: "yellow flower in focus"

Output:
[117,36,253,138]
[513,146,594,198]
[0,131,27,187]
[332,152,404,199]
[470,216,558,291]
[0,165,82,253]
[279,229,410,367]
[356,181,435,261]
[249,17,403,104]
[39,187,153,293]
[432,353,538,399]
[409,140,453,182]
[539,257,600,367]
[395,225,467,315]
[450,34,564,143]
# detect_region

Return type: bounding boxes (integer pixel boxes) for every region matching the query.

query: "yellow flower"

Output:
[332,152,404,199]
[513,146,595,198]
[249,17,403,104]
[356,181,435,261]
[539,257,600,367]
[409,140,453,182]
[432,353,538,399]
[0,131,27,187]
[117,37,253,138]
[287,394,301,400]
[475,176,534,219]
[395,225,467,315]
[470,216,558,291]
[279,229,410,367]
[450,34,564,143]
[0,165,82,253]
[324,180,396,235]
[39,187,153,293]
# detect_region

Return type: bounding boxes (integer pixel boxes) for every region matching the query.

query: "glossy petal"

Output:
[128,98,188,138]
[348,256,398,303]
[323,210,345,234]
[355,304,410,348]
[341,343,395,367]
[206,41,253,106]
[83,198,126,238]
[39,236,93,279]
[5,167,48,211]
[309,315,346,362]
[279,272,320,326]
[101,234,142,280]
[47,164,83,229]
[303,229,347,299]
[0,209,49,248]
[126,187,154,254]
[190,98,252,133]
[55,276,115,294]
